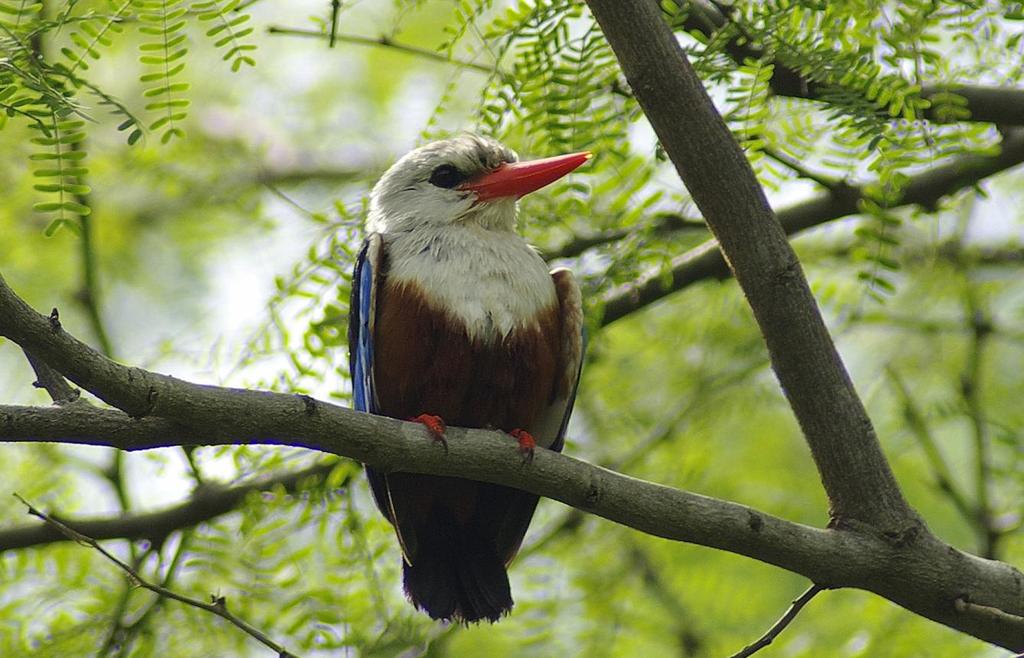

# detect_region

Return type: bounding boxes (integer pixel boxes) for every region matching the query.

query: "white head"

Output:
[366,134,590,235]
[367,134,517,234]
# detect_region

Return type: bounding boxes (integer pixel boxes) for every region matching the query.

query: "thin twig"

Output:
[111,530,195,658]
[328,0,340,48]
[628,542,704,656]
[886,367,975,524]
[72,140,114,359]
[539,212,706,261]
[962,291,999,559]
[95,547,155,657]
[266,25,499,75]
[729,584,824,658]
[762,146,845,193]
[13,494,300,658]
[233,0,265,11]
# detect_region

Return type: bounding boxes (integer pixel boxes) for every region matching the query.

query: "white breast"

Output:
[383,225,556,342]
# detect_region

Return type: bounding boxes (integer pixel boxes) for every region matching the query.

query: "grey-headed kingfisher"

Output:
[349,134,587,622]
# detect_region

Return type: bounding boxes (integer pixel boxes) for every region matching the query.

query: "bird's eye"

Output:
[428,164,466,189]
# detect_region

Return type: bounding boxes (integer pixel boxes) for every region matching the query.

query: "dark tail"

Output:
[401,510,513,623]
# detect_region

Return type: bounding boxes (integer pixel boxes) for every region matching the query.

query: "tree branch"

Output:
[21,346,79,404]
[729,584,824,658]
[762,146,842,192]
[886,367,977,529]
[628,542,705,656]
[962,291,999,559]
[108,530,193,657]
[539,212,706,261]
[586,0,913,530]
[0,275,1023,649]
[0,457,341,551]
[98,546,154,657]
[677,0,1024,126]
[599,128,1024,326]
[266,26,497,75]
[71,139,114,358]
[13,494,299,658]
[3,402,1023,648]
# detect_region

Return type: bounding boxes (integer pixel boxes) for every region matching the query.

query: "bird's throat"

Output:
[383,227,556,343]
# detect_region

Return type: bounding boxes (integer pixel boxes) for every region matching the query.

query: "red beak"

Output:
[460,151,591,201]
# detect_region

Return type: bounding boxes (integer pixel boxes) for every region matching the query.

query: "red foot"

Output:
[509,429,536,463]
[410,414,448,452]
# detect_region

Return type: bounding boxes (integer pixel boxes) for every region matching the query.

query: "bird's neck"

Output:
[383,225,556,342]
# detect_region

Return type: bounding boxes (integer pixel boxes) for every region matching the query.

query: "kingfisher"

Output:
[348,134,587,623]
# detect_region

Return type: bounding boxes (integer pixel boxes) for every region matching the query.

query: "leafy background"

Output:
[0,0,1022,656]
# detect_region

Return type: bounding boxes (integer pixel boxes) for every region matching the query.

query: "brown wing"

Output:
[527,267,584,452]
[494,267,584,563]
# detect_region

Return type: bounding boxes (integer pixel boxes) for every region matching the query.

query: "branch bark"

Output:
[0,456,341,551]
[599,127,1024,326]
[679,0,1024,127]
[0,274,1023,649]
[21,347,79,404]
[585,0,913,531]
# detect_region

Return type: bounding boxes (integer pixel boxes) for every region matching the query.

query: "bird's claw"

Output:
[509,429,536,464]
[410,414,448,452]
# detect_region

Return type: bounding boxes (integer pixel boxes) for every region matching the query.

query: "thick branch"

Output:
[600,128,1024,326]
[586,0,913,529]
[0,277,1023,648]
[2,402,1023,648]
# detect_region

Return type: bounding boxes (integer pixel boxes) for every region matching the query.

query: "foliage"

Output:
[0,1,1023,657]
[0,0,256,222]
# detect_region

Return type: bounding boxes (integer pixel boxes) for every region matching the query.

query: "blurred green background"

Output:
[0,1,1021,656]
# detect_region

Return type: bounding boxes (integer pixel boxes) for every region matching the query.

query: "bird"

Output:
[348,134,587,623]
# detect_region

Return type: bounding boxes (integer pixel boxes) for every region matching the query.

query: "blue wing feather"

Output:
[349,235,381,414]
[348,235,398,530]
